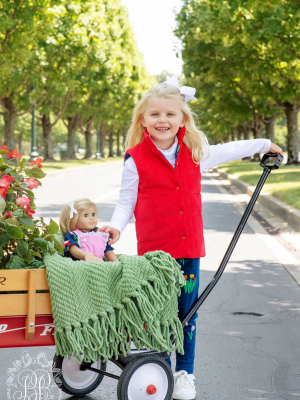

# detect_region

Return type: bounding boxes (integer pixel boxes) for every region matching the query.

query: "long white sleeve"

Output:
[200,139,271,172]
[110,138,271,234]
[109,157,139,234]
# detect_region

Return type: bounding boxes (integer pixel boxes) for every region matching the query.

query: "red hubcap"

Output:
[146,384,157,395]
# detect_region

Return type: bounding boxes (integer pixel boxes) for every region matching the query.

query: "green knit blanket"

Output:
[44,251,185,363]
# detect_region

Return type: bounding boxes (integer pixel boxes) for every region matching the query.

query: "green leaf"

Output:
[4,168,14,174]
[46,219,59,235]
[24,249,31,264]
[0,234,10,246]
[19,158,28,168]
[13,209,24,217]
[16,240,29,258]
[7,225,23,239]
[29,167,46,179]
[33,237,48,251]
[0,158,3,165]
[19,217,35,229]
[5,193,15,202]
[23,189,35,198]
[0,246,3,258]
[30,250,42,259]
[0,196,5,214]
[0,151,7,155]
[54,238,64,254]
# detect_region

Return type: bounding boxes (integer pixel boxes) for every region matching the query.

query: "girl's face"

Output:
[141,97,185,150]
[76,206,97,232]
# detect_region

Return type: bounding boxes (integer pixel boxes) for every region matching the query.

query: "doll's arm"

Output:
[104,250,119,262]
[69,244,103,262]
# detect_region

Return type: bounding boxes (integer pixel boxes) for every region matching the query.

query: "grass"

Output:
[219,160,300,210]
[41,156,123,172]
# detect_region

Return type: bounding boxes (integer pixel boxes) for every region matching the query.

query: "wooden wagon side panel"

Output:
[0,269,53,346]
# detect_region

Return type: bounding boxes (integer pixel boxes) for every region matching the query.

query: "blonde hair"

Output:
[125,84,209,164]
[59,198,98,237]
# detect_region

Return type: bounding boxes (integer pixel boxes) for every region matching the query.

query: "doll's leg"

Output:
[166,258,200,373]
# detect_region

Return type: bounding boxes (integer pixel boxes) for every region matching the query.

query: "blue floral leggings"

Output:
[166,257,200,374]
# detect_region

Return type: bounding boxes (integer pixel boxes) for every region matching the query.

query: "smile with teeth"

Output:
[156,127,170,131]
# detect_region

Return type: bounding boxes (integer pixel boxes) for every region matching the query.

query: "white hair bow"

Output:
[68,201,78,218]
[162,75,197,102]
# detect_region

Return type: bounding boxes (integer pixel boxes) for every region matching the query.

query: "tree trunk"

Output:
[285,103,300,165]
[116,131,121,156]
[252,119,264,161]
[2,97,16,150]
[109,131,114,157]
[237,128,243,141]
[231,132,235,141]
[18,132,23,154]
[84,121,93,159]
[42,114,54,161]
[264,115,277,143]
[100,130,106,157]
[242,128,251,160]
[66,114,79,159]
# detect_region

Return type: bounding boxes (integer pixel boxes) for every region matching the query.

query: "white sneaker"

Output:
[172,370,196,400]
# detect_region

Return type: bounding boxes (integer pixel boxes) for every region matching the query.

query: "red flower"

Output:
[184,275,188,279]
[193,277,196,280]
[0,145,7,151]
[26,205,35,218]
[16,196,31,207]
[7,149,22,159]
[30,157,43,168]
[0,175,14,190]
[24,177,39,190]
[4,211,12,218]
[0,187,7,199]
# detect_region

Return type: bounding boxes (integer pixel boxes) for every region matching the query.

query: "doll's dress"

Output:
[63,227,114,261]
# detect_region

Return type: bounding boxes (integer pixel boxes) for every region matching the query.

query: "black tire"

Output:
[117,354,173,400]
[52,353,106,396]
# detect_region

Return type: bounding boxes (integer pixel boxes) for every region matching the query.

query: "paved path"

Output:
[1,162,299,400]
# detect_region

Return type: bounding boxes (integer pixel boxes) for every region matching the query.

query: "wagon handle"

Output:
[260,152,283,170]
[179,152,282,332]
[25,270,36,340]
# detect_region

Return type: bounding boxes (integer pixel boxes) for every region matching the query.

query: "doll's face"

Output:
[75,206,97,232]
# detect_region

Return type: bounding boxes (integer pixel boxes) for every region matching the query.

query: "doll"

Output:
[59,198,118,262]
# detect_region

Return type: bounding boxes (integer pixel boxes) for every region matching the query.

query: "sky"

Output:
[121,0,183,76]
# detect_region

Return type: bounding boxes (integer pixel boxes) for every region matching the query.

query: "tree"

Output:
[176,0,300,163]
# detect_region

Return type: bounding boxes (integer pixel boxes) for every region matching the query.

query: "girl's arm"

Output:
[200,139,281,173]
[105,251,119,262]
[69,244,103,262]
[100,157,139,244]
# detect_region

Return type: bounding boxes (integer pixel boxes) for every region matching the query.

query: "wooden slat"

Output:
[0,269,49,291]
[0,293,52,316]
[25,270,36,340]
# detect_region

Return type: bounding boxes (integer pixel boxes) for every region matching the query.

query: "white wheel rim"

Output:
[127,363,169,400]
[62,355,101,390]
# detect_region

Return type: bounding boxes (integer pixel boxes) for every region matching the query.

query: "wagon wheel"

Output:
[117,354,173,400]
[52,353,106,396]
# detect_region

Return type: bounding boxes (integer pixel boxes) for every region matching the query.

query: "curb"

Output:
[212,167,300,233]
[43,159,123,178]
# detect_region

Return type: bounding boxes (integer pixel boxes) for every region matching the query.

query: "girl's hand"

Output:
[269,142,283,156]
[99,225,120,245]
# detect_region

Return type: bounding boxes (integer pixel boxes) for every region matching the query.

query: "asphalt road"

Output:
[0,161,299,400]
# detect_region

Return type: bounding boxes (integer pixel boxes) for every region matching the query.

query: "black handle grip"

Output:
[260,152,283,170]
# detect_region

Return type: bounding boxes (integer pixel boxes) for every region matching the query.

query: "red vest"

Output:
[126,127,205,259]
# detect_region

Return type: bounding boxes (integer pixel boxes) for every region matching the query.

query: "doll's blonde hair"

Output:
[125,84,209,164]
[59,198,98,237]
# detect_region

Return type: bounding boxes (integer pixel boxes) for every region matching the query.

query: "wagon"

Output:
[0,153,282,399]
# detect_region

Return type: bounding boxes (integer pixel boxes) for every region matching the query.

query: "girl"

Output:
[59,198,118,263]
[100,75,283,400]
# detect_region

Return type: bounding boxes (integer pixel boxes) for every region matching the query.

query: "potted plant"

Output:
[0,145,63,269]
